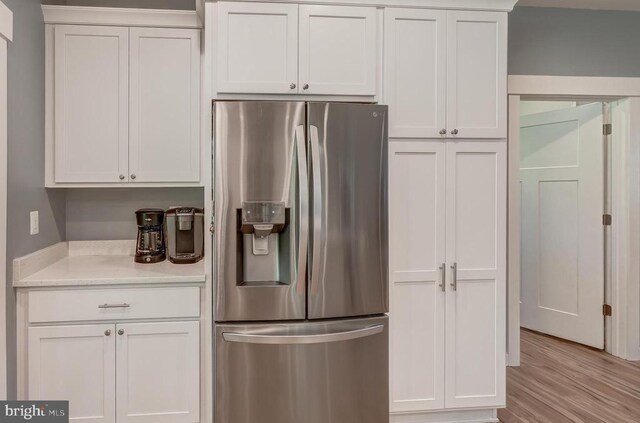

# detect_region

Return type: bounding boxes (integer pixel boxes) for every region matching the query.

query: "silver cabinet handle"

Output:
[130,174,137,180]
[439,129,446,136]
[450,262,458,291]
[118,329,125,336]
[439,263,446,292]
[451,129,459,135]
[303,83,309,90]
[104,329,111,336]
[119,174,125,180]
[98,303,130,309]
[223,324,384,345]
[309,125,323,296]
[294,125,309,295]
[290,83,296,89]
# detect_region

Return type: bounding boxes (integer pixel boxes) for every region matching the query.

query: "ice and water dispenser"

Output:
[238,201,292,286]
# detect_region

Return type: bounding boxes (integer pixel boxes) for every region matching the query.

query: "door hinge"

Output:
[603,304,612,316]
[603,214,612,226]
[603,123,612,135]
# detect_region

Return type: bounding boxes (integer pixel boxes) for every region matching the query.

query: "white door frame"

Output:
[507,75,640,366]
[0,0,13,400]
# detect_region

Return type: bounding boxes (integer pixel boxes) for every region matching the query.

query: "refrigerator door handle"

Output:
[309,125,323,295]
[295,125,309,295]
[222,324,384,345]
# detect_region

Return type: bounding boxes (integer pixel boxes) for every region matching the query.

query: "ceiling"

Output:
[517,0,640,12]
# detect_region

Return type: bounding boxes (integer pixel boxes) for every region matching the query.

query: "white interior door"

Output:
[116,321,200,423]
[388,141,446,412]
[520,102,605,349]
[216,1,298,94]
[28,325,116,423]
[383,9,446,138]
[129,27,200,183]
[298,5,376,95]
[444,141,506,409]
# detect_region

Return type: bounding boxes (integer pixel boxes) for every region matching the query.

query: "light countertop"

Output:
[13,240,205,288]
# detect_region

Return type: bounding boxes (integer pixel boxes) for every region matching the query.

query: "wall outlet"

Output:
[30,211,39,235]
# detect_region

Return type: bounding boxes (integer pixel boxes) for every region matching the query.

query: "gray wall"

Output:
[4,0,66,399]
[509,7,640,77]
[66,188,204,241]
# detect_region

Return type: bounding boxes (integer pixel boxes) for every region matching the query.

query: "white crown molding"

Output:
[517,0,640,12]
[0,1,12,42]
[508,74,640,97]
[42,5,202,28]
[205,0,518,12]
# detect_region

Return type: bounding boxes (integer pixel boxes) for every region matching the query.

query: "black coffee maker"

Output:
[135,209,166,263]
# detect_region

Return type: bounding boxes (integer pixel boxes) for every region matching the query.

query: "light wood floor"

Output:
[498,329,640,423]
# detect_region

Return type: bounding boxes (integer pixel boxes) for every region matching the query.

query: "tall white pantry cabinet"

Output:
[385,6,508,423]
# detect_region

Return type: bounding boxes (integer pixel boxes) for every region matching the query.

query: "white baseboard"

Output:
[391,408,498,423]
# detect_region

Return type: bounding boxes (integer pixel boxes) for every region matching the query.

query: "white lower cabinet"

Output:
[116,322,200,423]
[29,324,117,423]
[24,287,201,423]
[389,140,506,416]
[28,321,200,423]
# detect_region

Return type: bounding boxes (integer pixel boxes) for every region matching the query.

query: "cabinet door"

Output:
[388,141,446,412]
[54,25,129,183]
[384,9,446,138]
[28,324,116,423]
[116,322,200,423]
[299,5,376,95]
[129,28,200,183]
[216,1,298,94]
[444,141,506,409]
[446,12,507,139]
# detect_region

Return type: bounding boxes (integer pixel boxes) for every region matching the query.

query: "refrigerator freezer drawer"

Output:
[214,316,389,423]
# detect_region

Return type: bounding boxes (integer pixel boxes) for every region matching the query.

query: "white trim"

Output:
[391,408,498,423]
[621,98,640,360]
[0,0,11,42]
[0,0,10,400]
[507,75,640,364]
[202,4,215,423]
[207,0,517,12]
[42,5,202,28]
[509,75,640,98]
[506,95,520,367]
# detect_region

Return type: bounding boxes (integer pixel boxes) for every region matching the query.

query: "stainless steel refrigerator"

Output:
[213,101,388,423]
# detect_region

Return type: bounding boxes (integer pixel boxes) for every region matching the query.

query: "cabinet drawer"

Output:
[28,287,200,323]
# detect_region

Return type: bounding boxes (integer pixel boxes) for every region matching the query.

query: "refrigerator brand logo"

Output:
[0,401,68,422]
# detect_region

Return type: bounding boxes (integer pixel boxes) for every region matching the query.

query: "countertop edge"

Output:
[13,276,206,289]
[12,240,206,289]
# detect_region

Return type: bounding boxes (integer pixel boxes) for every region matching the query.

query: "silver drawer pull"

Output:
[98,303,130,309]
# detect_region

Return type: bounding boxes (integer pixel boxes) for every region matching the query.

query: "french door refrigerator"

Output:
[213,101,389,423]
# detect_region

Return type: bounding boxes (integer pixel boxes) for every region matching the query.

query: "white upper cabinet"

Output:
[446,11,507,139]
[216,2,298,94]
[384,10,446,138]
[49,23,201,186]
[215,2,377,96]
[384,10,507,139]
[54,25,129,183]
[299,5,377,95]
[129,28,200,183]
